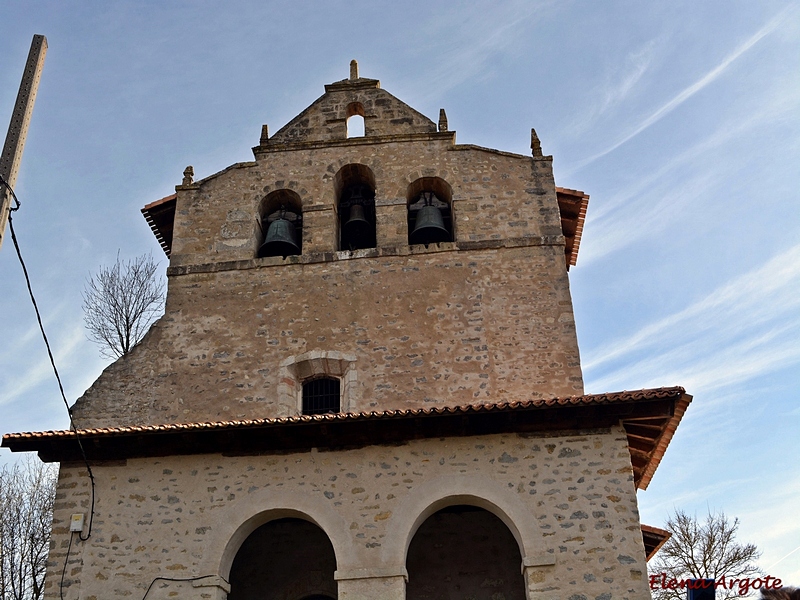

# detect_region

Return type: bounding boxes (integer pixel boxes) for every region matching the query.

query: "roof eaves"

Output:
[3,387,686,442]
[636,391,692,490]
[141,194,177,257]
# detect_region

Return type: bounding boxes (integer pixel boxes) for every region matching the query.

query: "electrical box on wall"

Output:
[69,513,84,532]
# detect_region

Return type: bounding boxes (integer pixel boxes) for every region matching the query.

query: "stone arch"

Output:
[381,474,543,570]
[333,163,377,250]
[333,163,376,201]
[258,188,303,220]
[322,158,384,193]
[258,181,310,209]
[278,350,358,416]
[395,167,455,199]
[228,517,337,600]
[406,505,526,600]
[211,488,351,583]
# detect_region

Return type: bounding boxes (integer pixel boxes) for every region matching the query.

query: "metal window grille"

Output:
[302,377,341,415]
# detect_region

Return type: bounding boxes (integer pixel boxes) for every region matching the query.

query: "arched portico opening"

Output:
[228,517,337,600]
[406,505,526,600]
[334,163,377,251]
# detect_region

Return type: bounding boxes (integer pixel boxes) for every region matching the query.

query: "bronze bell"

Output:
[410,203,450,245]
[259,216,300,257]
[343,203,371,246]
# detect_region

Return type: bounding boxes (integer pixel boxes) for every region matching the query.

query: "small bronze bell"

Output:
[259,215,300,257]
[410,202,450,245]
[343,203,372,248]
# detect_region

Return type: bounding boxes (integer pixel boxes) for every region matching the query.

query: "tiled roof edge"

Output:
[3,387,685,442]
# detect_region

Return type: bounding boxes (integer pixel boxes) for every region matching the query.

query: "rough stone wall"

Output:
[72,135,581,428]
[269,79,437,143]
[72,242,581,427]
[169,139,560,264]
[46,428,652,600]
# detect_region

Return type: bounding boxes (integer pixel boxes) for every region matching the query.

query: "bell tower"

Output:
[5,63,688,600]
[71,62,588,427]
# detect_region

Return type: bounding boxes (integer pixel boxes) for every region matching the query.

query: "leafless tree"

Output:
[0,457,57,600]
[649,509,762,600]
[82,253,165,358]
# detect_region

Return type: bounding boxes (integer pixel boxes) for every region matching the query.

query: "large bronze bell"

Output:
[343,203,372,247]
[259,216,300,257]
[410,203,450,245]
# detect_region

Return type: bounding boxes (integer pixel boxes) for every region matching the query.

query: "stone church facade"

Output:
[3,62,689,600]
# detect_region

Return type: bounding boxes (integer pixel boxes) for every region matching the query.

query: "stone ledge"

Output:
[191,575,231,593]
[523,552,557,568]
[253,131,455,155]
[334,566,409,582]
[166,235,565,276]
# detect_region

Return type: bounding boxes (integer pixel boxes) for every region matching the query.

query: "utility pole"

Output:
[0,34,47,250]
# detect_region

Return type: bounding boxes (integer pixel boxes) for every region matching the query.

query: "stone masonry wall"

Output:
[46,427,652,600]
[169,138,561,264]
[72,242,582,428]
[71,134,581,428]
[268,79,437,143]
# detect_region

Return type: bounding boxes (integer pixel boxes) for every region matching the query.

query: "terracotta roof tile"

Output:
[2,387,690,490]
[3,387,685,441]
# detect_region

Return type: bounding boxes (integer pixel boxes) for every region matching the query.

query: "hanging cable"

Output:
[59,532,75,600]
[1,174,96,541]
[141,575,229,600]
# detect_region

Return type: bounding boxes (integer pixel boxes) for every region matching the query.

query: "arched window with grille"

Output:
[302,377,341,415]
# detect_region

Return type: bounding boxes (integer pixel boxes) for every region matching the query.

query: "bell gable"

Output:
[266,62,437,145]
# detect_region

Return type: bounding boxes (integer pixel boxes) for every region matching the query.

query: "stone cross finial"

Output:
[260,124,269,145]
[530,128,543,157]
[438,109,448,132]
[182,166,194,186]
[350,60,359,80]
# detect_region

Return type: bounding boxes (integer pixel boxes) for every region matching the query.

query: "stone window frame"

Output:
[278,351,358,416]
[345,102,366,138]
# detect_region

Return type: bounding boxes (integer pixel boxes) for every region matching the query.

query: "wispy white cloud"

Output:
[585,106,765,224]
[0,323,87,406]
[589,323,800,394]
[566,5,794,173]
[565,37,662,138]
[578,169,721,266]
[584,243,800,393]
[402,0,555,101]
[575,83,800,265]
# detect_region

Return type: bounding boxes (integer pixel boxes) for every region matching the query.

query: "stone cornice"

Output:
[165,236,566,277]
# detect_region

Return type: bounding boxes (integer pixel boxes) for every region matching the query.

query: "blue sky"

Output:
[1,0,798,589]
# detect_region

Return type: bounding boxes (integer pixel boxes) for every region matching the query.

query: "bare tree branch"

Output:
[650,509,762,600]
[0,457,57,600]
[82,252,165,358]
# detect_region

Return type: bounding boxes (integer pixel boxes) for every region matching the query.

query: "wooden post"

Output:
[0,34,48,250]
